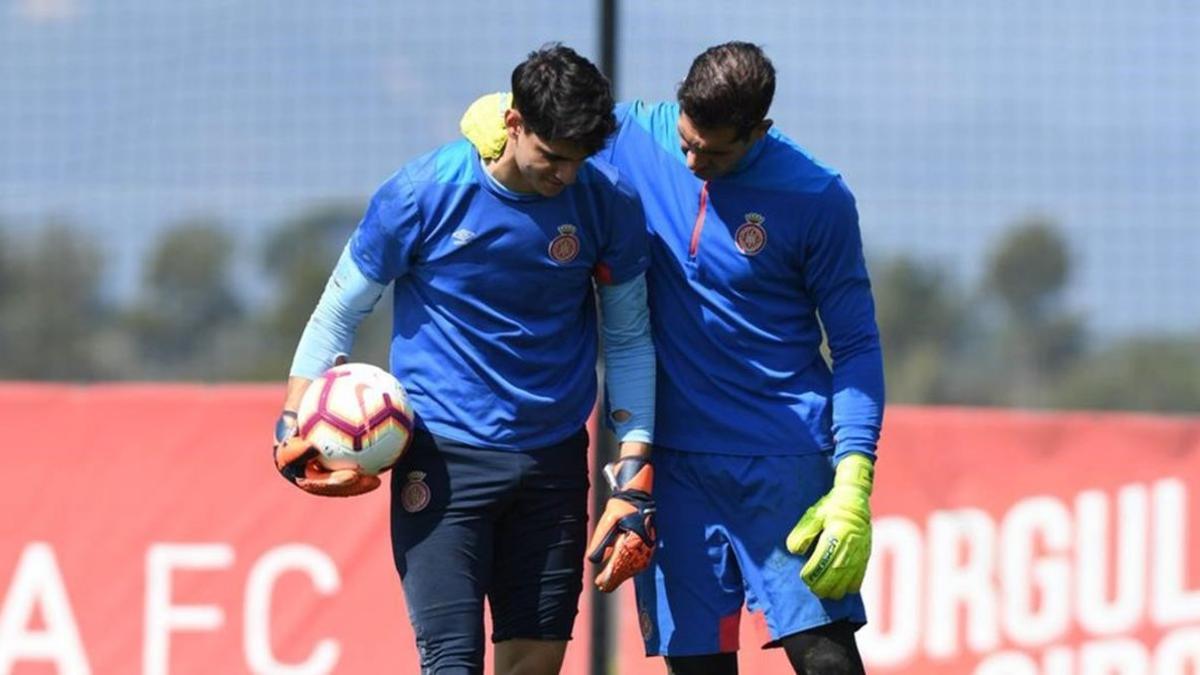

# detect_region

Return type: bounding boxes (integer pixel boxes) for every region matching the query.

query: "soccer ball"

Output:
[296,362,414,475]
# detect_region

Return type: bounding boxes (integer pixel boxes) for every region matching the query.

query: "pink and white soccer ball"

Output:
[296,362,414,475]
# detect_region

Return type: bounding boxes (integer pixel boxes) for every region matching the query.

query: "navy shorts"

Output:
[389,427,589,672]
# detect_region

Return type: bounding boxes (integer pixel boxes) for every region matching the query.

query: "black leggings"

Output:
[665,620,865,675]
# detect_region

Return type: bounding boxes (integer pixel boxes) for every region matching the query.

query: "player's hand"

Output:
[786,453,874,599]
[273,411,380,497]
[459,92,511,159]
[587,456,656,593]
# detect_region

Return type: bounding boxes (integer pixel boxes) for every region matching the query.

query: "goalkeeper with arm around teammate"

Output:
[461,41,884,675]
[273,43,657,675]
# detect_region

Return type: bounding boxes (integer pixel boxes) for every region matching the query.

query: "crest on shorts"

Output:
[639,607,655,640]
[548,224,580,264]
[734,212,767,256]
[401,471,431,513]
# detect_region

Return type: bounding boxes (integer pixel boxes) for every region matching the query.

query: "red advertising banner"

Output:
[2,387,1198,674]
[855,407,1200,675]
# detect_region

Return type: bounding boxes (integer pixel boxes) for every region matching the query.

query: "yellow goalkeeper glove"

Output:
[459,92,511,159]
[786,453,874,599]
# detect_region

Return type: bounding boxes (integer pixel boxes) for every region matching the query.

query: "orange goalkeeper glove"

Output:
[587,456,656,593]
[273,411,380,497]
[459,92,511,159]
[785,453,874,599]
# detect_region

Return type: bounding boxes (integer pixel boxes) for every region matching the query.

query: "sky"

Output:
[2,0,1197,338]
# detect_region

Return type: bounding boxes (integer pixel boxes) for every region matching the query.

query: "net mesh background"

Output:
[2,0,1196,347]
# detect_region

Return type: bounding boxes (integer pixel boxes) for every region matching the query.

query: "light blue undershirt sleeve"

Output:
[289,243,387,379]
[597,272,655,444]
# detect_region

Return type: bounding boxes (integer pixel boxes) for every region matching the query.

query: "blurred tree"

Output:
[0,227,11,362]
[262,203,362,338]
[0,222,111,380]
[872,256,968,403]
[980,217,1086,407]
[1053,336,1200,412]
[986,218,1069,321]
[126,220,244,378]
[0,227,10,293]
[241,202,391,380]
[1,207,1185,416]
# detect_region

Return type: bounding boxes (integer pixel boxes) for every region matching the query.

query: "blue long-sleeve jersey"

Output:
[599,101,885,459]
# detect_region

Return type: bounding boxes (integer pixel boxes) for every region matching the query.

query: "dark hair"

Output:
[677,41,776,139]
[511,43,616,156]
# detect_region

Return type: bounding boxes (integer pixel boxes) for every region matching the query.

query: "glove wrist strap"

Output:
[834,453,875,495]
[604,456,653,492]
[274,411,299,445]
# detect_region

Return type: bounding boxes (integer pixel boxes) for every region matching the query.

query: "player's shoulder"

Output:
[396,139,478,189]
[608,99,681,165]
[741,128,851,200]
[577,156,641,206]
[618,99,678,120]
[617,100,678,138]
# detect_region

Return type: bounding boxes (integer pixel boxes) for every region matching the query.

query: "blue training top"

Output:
[598,101,885,459]
[350,139,649,450]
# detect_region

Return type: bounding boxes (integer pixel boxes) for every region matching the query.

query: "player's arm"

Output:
[586,270,658,592]
[276,171,422,497]
[805,180,884,466]
[598,272,655,455]
[785,179,885,599]
[274,244,388,496]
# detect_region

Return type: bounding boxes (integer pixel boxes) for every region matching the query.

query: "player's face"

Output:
[677,112,769,180]
[511,126,591,198]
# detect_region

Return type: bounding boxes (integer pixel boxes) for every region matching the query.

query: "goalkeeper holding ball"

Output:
[274,44,656,675]
[461,42,884,675]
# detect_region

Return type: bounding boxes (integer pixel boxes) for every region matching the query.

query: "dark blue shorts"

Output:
[389,427,589,672]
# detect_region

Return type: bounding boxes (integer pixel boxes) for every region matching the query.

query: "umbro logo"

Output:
[451,229,475,245]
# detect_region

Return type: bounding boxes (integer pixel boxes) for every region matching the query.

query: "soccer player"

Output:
[460,42,884,675]
[272,44,658,675]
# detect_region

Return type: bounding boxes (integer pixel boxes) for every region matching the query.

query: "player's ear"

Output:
[504,108,524,141]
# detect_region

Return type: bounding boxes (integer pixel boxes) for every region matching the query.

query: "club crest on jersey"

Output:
[548,224,580,264]
[735,212,767,256]
[401,471,431,513]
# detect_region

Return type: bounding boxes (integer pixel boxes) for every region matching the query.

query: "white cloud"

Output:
[16,0,81,22]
